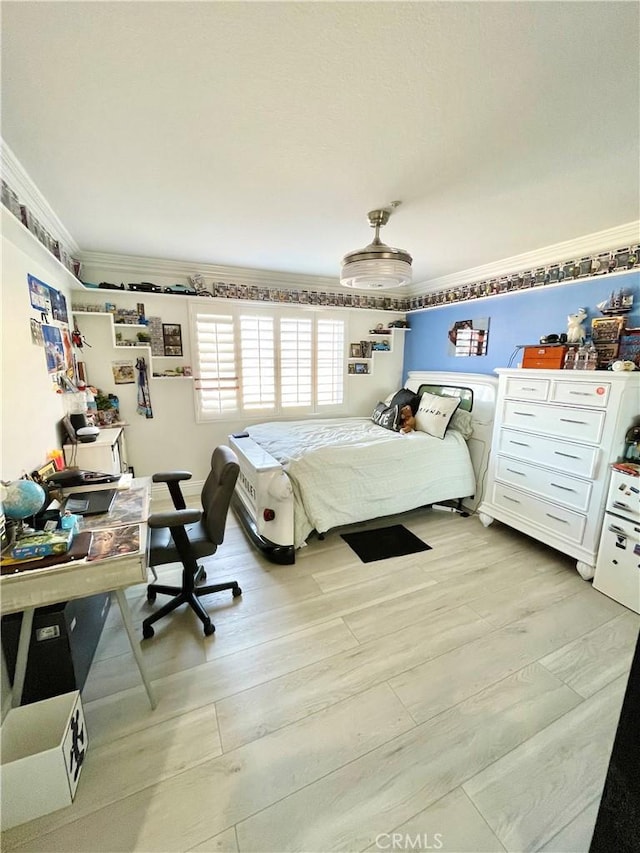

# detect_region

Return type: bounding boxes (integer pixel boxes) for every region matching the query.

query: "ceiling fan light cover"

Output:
[340,205,413,289]
[340,257,412,289]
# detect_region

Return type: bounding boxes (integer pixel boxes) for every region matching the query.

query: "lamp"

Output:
[341,203,412,289]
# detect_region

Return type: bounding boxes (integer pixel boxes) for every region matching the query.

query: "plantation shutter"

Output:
[194,312,238,415]
[240,315,275,410]
[316,319,344,406]
[280,317,312,407]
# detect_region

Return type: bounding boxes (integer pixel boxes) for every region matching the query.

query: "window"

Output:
[240,315,275,410]
[316,319,344,406]
[193,312,238,416]
[280,317,312,407]
[191,304,345,421]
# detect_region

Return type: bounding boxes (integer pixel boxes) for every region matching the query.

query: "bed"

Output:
[229,371,498,563]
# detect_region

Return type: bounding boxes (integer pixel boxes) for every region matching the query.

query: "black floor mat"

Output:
[341,524,432,563]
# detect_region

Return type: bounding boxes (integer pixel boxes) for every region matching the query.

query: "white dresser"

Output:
[478,369,639,579]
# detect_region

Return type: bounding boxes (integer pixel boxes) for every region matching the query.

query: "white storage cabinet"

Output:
[593,467,640,613]
[478,369,639,579]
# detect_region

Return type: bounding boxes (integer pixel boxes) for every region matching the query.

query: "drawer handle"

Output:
[546,513,568,524]
[513,411,535,417]
[550,483,576,493]
[613,501,632,512]
[510,440,530,447]
[608,524,627,534]
[521,387,538,392]
[506,468,526,476]
[554,451,580,460]
[568,391,592,397]
[503,495,521,504]
[560,419,587,425]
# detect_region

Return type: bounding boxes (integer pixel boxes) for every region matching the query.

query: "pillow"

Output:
[371,402,401,431]
[448,407,474,439]
[387,387,421,415]
[415,392,461,439]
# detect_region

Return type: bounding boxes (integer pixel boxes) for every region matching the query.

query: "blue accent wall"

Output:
[403,271,640,375]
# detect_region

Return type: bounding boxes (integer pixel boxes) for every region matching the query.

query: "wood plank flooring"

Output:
[2,505,637,853]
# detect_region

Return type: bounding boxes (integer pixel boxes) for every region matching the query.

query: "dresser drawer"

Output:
[498,429,598,478]
[491,483,586,544]
[502,400,605,444]
[495,456,592,512]
[550,380,611,408]
[504,377,549,402]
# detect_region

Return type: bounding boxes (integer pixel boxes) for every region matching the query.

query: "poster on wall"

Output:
[112,360,136,384]
[28,274,52,315]
[30,318,44,346]
[42,324,66,372]
[49,287,69,323]
[448,318,490,357]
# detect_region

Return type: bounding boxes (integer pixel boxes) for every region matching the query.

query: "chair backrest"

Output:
[200,445,240,546]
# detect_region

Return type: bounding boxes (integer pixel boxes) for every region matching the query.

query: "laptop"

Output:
[64,488,118,516]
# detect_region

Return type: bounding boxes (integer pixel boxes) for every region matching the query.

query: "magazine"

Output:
[87,524,141,561]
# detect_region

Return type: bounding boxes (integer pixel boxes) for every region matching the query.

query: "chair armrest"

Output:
[152,471,192,483]
[152,471,192,510]
[148,508,201,529]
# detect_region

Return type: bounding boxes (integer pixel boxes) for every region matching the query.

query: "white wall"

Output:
[1,228,76,480]
[71,266,407,483]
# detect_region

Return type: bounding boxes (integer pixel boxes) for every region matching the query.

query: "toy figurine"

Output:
[567,308,588,344]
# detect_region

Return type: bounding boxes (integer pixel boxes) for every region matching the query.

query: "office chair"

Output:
[141,445,242,639]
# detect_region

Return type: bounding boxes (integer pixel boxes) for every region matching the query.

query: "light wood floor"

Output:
[2,505,638,853]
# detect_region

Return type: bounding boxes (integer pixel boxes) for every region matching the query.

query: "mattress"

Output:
[247,417,476,547]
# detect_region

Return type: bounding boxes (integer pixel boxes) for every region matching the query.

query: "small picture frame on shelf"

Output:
[349,343,362,358]
[354,362,369,374]
[162,323,183,357]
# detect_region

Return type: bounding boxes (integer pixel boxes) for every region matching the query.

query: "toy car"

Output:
[163,284,198,295]
[98,281,125,290]
[128,282,162,293]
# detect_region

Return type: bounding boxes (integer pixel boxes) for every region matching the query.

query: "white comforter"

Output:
[247,418,476,547]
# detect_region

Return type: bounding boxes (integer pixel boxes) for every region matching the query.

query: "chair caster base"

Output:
[232,586,242,598]
[203,621,215,636]
[142,623,155,639]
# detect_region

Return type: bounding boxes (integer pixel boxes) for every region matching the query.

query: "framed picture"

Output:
[349,343,362,358]
[162,323,183,357]
[354,362,369,374]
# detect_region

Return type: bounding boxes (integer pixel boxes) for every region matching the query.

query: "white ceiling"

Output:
[2,2,639,287]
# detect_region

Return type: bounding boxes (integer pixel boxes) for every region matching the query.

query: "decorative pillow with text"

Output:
[371,402,401,432]
[414,392,461,439]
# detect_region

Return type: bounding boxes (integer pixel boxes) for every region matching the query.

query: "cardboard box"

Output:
[0,691,87,829]
[522,345,567,369]
[11,529,73,560]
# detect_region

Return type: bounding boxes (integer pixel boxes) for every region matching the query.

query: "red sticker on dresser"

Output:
[596,387,605,395]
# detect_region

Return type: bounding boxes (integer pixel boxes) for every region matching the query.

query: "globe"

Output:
[2,480,46,520]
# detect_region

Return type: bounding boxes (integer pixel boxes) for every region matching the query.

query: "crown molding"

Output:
[411,221,640,294]
[1,138,80,255]
[79,250,350,292]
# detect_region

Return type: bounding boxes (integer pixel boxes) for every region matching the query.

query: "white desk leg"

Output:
[12,607,34,708]
[113,590,157,709]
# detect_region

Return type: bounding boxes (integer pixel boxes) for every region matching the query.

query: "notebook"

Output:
[64,488,117,516]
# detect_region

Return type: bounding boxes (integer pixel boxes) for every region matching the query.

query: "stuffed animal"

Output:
[399,405,416,434]
[567,308,588,344]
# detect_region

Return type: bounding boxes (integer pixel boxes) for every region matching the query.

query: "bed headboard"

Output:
[404,371,498,511]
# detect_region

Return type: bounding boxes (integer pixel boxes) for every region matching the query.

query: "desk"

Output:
[0,480,156,710]
[63,426,126,475]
